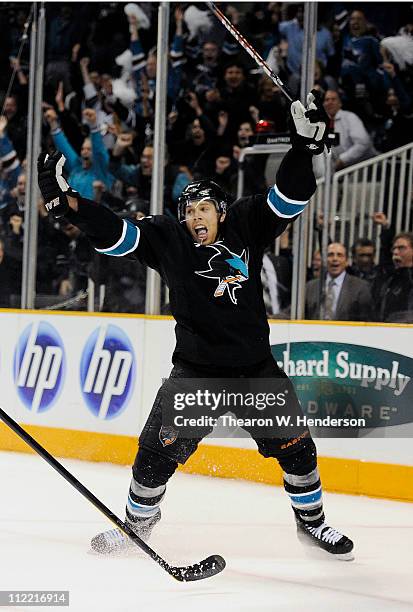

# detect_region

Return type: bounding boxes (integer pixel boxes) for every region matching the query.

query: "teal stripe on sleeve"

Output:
[95,219,140,257]
[267,186,308,218]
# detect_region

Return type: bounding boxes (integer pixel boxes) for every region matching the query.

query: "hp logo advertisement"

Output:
[14,322,66,413]
[80,325,136,420]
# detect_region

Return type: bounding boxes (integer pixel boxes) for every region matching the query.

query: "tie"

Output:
[324,279,336,320]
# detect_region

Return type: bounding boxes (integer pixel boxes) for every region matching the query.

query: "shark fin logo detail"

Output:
[195,243,249,304]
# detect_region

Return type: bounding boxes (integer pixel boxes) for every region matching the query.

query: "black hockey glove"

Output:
[37,150,78,219]
[289,90,330,155]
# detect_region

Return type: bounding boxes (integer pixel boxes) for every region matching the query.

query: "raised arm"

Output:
[37,151,124,251]
[230,91,328,248]
[268,91,327,219]
[44,109,80,173]
[37,151,173,271]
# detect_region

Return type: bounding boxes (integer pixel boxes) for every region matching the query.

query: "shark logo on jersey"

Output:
[195,243,249,304]
[159,425,178,447]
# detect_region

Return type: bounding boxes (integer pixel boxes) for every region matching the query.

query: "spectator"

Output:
[340,10,383,114]
[0,116,22,222]
[216,62,258,141]
[49,80,84,154]
[246,3,282,58]
[208,152,237,194]
[110,135,188,216]
[279,5,335,97]
[6,2,413,318]
[313,60,338,96]
[314,90,376,175]
[234,121,254,149]
[2,95,27,161]
[379,61,411,113]
[128,7,185,118]
[55,219,93,298]
[79,57,134,151]
[307,249,322,281]
[305,242,372,321]
[87,4,130,75]
[1,198,74,299]
[347,238,378,283]
[348,219,395,306]
[45,107,113,199]
[7,173,26,215]
[252,76,289,132]
[374,79,413,152]
[187,3,264,97]
[0,237,20,307]
[168,104,216,176]
[90,179,129,213]
[110,135,153,204]
[232,121,267,196]
[375,232,413,322]
[45,5,84,92]
[190,41,221,98]
[3,207,24,264]
[380,24,413,74]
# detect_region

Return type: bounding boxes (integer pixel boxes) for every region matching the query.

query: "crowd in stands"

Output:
[0,2,412,321]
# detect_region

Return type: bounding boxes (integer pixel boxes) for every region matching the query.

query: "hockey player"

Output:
[38,92,354,560]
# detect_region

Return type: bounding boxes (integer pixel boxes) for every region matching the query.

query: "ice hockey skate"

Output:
[296,518,354,561]
[90,511,161,555]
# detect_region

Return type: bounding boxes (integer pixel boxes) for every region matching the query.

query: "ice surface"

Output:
[0,451,412,611]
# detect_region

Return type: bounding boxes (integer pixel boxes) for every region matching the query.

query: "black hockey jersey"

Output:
[66,149,316,367]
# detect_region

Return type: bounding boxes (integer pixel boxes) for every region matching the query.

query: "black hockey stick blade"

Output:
[0,407,226,582]
[170,554,226,582]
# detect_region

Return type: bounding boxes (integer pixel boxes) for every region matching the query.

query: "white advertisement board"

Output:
[1,311,412,467]
[0,312,145,435]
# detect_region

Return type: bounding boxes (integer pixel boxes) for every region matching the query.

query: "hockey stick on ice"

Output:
[0,407,225,582]
[207,2,293,102]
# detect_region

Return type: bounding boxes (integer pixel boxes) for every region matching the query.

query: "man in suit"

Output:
[305,242,372,321]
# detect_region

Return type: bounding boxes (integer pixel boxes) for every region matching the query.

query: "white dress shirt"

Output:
[313,109,377,177]
[333,109,377,166]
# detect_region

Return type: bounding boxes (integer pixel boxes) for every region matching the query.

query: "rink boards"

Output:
[0,309,412,502]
